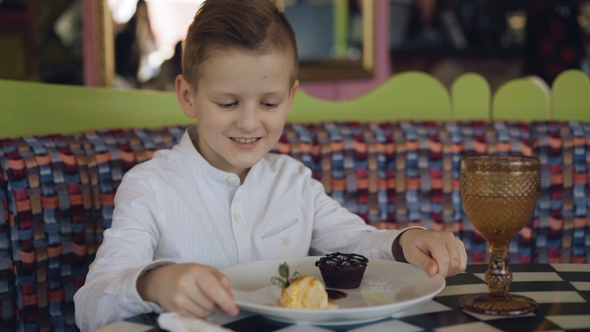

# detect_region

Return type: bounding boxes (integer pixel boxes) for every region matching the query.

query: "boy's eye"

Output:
[261,102,278,109]
[218,102,238,109]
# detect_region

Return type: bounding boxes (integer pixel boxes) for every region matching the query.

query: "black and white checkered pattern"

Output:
[116,264,590,332]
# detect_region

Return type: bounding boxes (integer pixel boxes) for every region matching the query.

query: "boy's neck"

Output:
[190,138,250,184]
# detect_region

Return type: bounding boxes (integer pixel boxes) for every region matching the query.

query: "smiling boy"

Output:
[73,1,466,331]
[182,49,295,180]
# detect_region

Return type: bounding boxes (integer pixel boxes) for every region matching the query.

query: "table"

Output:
[102,264,590,332]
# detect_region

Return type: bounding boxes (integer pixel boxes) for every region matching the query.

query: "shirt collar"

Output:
[177,126,242,186]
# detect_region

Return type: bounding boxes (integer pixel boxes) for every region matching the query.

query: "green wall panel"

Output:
[451,72,491,120]
[552,69,590,122]
[492,79,550,121]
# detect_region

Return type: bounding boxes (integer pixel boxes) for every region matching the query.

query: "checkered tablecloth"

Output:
[115,264,590,332]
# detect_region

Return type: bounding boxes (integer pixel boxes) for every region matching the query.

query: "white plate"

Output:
[221,256,446,326]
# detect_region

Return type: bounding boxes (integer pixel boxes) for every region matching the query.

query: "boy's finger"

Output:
[190,286,217,313]
[198,274,239,316]
[457,237,468,271]
[425,258,438,277]
[408,249,438,277]
[215,271,232,291]
[430,243,451,277]
[447,240,462,276]
[178,297,214,318]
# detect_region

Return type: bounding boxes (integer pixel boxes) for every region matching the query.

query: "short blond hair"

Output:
[182,0,298,88]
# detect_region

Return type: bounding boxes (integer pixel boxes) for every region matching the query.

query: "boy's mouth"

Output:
[230,137,260,144]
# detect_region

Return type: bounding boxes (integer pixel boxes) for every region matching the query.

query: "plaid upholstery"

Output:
[0,141,14,331]
[0,121,588,331]
[0,128,185,332]
[1,135,92,332]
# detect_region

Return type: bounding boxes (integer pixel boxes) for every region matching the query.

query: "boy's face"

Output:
[176,50,299,178]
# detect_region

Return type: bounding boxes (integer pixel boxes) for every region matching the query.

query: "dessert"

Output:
[278,275,337,309]
[315,252,369,289]
[271,262,337,309]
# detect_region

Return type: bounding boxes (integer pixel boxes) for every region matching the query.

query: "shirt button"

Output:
[233,212,240,220]
[283,238,290,246]
[90,263,99,270]
[136,305,144,311]
[228,176,236,183]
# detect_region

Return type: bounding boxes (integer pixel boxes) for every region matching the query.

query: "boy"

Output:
[74,0,467,330]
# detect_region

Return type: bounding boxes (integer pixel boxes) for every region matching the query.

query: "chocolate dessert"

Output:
[315,252,369,289]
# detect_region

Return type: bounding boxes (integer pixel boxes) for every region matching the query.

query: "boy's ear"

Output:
[286,80,299,115]
[175,75,198,119]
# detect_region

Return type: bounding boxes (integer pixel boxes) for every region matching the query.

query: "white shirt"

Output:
[74,127,408,331]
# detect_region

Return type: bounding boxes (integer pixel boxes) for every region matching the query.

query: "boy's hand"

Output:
[398,229,467,278]
[137,263,239,318]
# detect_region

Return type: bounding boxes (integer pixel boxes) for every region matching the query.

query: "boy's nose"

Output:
[235,105,260,131]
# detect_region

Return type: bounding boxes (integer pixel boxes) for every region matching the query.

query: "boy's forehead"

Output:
[204,48,295,67]
[198,49,295,86]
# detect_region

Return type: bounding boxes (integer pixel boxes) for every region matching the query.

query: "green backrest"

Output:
[492,78,551,121]
[287,71,452,123]
[451,72,491,120]
[1,70,589,139]
[552,69,590,122]
[0,79,189,138]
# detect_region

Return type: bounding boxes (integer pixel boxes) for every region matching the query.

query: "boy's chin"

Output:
[225,143,276,169]
[229,156,265,170]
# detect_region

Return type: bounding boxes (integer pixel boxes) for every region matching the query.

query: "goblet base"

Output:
[460,293,537,316]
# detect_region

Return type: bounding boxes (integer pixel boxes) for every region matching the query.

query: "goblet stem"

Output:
[485,244,512,296]
[460,242,537,315]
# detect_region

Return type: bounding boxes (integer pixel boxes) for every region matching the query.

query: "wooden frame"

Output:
[285,0,375,82]
[82,0,114,87]
[89,0,375,86]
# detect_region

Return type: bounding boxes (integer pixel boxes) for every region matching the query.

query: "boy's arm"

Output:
[307,171,466,276]
[302,167,410,260]
[74,169,175,332]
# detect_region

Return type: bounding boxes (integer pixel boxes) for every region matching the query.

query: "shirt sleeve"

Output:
[73,168,175,332]
[303,165,416,260]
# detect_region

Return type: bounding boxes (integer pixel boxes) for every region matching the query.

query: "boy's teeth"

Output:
[233,138,257,143]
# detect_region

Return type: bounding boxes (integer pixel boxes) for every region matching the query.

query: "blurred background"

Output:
[1,0,589,98]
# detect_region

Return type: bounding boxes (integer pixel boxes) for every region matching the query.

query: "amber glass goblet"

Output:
[459,156,540,316]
